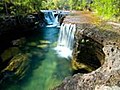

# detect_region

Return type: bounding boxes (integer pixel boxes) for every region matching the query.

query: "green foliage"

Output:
[41,0,68,10]
[0,0,44,16]
[0,0,119,20]
[92,0,120,19]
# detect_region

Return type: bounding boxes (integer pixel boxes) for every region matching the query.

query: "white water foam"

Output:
[55,23,76,58]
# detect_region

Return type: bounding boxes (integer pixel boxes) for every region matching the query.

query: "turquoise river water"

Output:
[1,27,72,90]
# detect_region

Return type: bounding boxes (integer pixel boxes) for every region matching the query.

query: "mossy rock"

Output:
[2,53,30,80]
[37,44,48,48]
[72,59,94,72]
[1,47,20,62]
[39,40,51,44]
[27,42,37,47]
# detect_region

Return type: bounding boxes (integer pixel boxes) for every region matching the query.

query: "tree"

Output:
[92,0,120,19]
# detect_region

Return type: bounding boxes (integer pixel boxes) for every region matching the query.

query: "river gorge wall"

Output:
[54,11,120,90]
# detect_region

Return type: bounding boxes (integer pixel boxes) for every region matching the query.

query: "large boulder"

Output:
[0,53,30,83]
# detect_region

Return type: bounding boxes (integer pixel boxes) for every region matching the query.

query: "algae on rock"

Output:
[1,47,20,62]
[0,53,30,83]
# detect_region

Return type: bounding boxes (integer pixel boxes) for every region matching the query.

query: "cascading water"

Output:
[55,23,76,58]
[53,15,59,26]
[41,10,59,27]
[46,15,59,27]
[44,11,55,25]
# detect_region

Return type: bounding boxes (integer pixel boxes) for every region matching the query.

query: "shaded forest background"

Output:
[0,0,120,20]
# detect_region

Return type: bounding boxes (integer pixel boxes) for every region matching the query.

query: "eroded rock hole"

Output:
[72,36,105,74]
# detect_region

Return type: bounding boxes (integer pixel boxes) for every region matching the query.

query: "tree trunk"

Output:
[4,2,9,15]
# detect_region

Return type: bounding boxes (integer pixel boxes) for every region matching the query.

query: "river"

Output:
[1,27,72,90]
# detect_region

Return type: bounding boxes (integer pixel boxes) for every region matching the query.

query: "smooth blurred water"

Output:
[55,23,76,58]
[1,27,72,90]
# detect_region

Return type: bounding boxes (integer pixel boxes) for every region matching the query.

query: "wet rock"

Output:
[0,53,30,83]
[27,42,37,47]
[32,11,47,27]
[11,37,26,47]
[37,44,48,48]
[1,47,20,62]
[39,40,51,44]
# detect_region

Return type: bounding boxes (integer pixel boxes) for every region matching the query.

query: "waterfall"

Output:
[44,11,55,25]
[53,15,59,26]
[55,23,76,58]
[41,10,59,27]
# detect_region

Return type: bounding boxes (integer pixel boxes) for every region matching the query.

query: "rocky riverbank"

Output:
[0,11,47,84]
[54,11,120,90]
